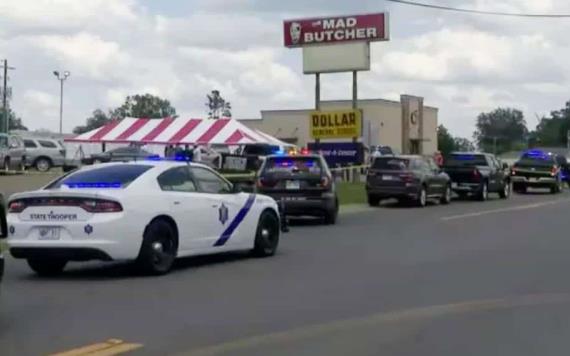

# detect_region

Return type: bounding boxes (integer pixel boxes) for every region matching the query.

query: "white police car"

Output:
[7,160,282,275]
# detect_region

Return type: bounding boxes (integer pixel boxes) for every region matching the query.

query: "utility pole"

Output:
[1,59,15,134]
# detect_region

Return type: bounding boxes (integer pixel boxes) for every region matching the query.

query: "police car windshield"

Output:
[46,165,153,189]
[446,154,487,167]
[372,158,409,170]
[263,157,322,176]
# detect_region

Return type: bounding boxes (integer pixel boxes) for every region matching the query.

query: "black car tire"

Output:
[3,158,10,172]
[137,219,178,275]
[27,258,67,276]
[477,182,489,201]
[367,194,381,207]
[324,204,338,225]
[34,157,52,172]
[416,186,427,207]
[550,181,562,194]
[253,211,280,257]
[499,181,511,199]
[18,157,26,172]
[440,184,452,205]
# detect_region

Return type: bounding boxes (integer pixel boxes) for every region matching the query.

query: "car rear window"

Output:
[446,154,487,167]
[243,145,280,156]
[372,158,409,170]
[263,157,322,176]
[46,165,153,189]
[38,140,58,148]
[516,155,556,168]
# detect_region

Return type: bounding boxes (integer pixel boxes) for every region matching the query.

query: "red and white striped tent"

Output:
[65,117,292,146]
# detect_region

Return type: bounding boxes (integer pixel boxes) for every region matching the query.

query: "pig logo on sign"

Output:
[290,22,302,44]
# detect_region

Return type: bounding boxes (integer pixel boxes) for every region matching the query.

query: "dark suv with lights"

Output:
[255,154,338,224]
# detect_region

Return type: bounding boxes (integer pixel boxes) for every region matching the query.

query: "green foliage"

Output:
[111,94,177,119]
[438,124,474,154]
[473,108,528,154]
[206,90,232,119]
[73,94,177,134]
[0,108,28,131]
[533,101,570,147]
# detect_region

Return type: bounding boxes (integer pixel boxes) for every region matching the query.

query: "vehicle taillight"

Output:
[473,169,481,179]
[319,176,331,188]
[551,166,558,176]
[80,200,123,213]
[399,173,414,183]
[8,200,26,213]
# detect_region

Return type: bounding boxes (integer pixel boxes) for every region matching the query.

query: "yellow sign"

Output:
[310,110,362,139]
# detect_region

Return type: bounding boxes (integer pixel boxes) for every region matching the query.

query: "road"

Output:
[2,189,570,355]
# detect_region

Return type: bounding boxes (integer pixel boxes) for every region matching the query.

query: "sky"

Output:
[2,0,570,139]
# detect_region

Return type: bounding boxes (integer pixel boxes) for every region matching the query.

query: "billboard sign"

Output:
[303,42,370,74]
[310,110,362,139]
[308,142,364,166]
[284,13,389,48]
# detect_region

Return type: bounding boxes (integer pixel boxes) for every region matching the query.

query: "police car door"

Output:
[190,166,252,250]
[156,166,211,252]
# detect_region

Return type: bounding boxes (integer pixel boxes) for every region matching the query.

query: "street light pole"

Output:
[53,70,70,134]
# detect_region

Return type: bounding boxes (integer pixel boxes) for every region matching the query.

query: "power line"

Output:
[385,0,570,18]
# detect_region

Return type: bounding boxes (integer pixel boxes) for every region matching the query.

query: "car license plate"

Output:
[382,175,393,181]
[286,180,300,190]
[38,227,60,240]
[452,182,458,189]
[529,177,538,182]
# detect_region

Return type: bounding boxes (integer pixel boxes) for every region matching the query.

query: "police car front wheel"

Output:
[27,258,67,276]
[137,219,178,275]
[253,211,279,257]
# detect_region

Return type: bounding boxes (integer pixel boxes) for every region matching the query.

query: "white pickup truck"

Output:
[0,133,26,171]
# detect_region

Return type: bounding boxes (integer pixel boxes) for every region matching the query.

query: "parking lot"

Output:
[2,173,570,355]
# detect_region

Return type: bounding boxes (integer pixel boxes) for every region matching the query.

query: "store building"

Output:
[241,94,438,155]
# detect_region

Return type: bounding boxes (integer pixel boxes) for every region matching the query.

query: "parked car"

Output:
[23,138,66,172]
[443,152,511,200]
[366,155,452,207]
[0,133,26,171]
[81,146,153,165]
[511,150,564,194]
[255,153,338,224]
[1,193,6,292]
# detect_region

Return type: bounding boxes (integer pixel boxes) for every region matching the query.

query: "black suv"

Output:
[511,150,564,194]
[256,154,338,224]
[366,155,452,207]
[442,152,511,200]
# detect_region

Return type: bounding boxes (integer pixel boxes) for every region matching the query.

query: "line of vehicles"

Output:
[0,148,567,285]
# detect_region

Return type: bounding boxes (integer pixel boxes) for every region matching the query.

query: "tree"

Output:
[473,108,528,154]
[0,109,28,131]
[111,94,177,119]
[73,94,177,134]
[206,90,232,119]
[453,137,475,152]
[73,109,112,134]
[437,124,455,155]
[533,101,570,147]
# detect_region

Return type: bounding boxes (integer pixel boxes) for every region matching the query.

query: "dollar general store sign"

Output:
[309,110,362,139]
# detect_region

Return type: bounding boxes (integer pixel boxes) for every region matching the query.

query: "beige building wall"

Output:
[242,97,438,155]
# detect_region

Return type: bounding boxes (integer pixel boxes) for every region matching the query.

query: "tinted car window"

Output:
[191,167,232,194]
[157,167,196,192]
[38,140,57,148]
[242,145,280,156]
[446,154,487,166]
[46,165,152,189]
[516,155,556,168]
[263,156,323,176]
[372,157,410,170]
[24,140,38,148]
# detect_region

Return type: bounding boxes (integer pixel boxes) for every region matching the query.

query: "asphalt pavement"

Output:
[2,189,570,355]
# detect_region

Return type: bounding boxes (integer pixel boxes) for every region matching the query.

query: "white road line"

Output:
[441,198,570,221]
